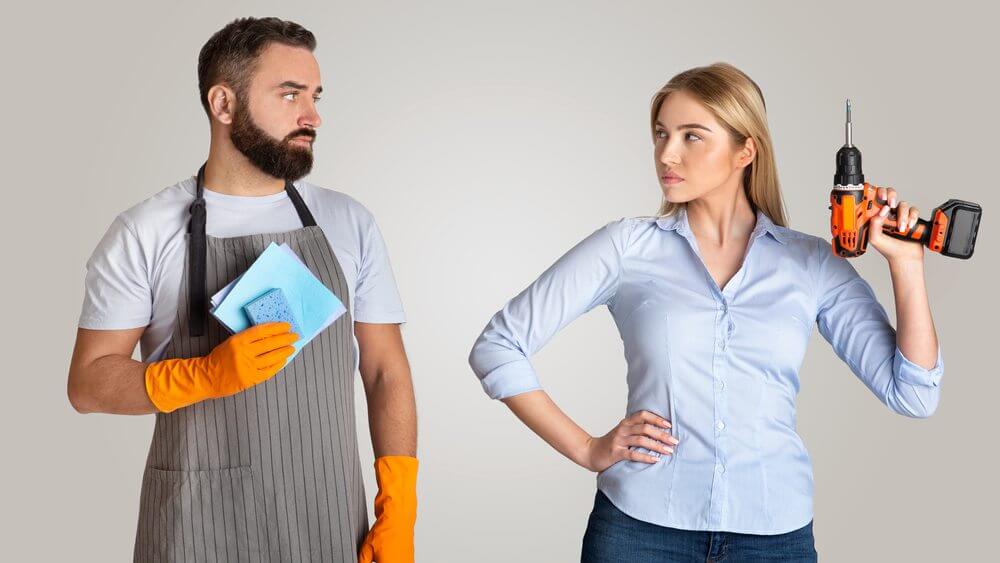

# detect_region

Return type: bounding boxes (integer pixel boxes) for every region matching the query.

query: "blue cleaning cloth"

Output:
[243,288,303,338]
[211,242,347,363]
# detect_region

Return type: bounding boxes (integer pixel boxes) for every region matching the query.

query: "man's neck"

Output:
[203,145,286,197]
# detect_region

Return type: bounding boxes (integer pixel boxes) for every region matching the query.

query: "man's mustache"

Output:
[285,129,317,142]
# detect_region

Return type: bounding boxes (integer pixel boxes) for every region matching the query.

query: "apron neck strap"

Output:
[187,162,317,336]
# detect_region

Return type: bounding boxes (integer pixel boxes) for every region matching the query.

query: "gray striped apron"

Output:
[133,168,368,562]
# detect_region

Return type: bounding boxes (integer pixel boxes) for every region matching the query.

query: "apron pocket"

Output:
[135,466,263,562]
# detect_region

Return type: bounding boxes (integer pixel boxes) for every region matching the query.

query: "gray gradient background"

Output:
[1,1,996,561]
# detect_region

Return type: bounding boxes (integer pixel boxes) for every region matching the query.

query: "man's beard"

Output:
[230,101,315,182]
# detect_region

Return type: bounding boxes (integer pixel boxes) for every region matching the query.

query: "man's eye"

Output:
[283,92,297,101]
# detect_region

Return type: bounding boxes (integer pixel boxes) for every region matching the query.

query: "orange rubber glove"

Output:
[144,322,298,413]
[358,456,419,563]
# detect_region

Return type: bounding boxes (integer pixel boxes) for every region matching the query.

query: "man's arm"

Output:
[67,327,157,415]
[355,322,417,456]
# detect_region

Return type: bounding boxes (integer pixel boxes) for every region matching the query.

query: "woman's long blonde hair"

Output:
[650,62,787,227]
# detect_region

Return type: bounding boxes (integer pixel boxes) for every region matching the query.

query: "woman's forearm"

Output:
[501,390,593,468]
[888,257,939,369]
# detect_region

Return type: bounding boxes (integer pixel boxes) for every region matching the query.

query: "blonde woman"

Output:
[468,63,943,562]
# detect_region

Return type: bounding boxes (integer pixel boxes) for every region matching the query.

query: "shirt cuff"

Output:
[893,345,944,388]
[78,315,150,330]
[353,309,406,324]
[478,358,543,400]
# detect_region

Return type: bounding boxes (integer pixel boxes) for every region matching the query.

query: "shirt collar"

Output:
[654,206,787,245]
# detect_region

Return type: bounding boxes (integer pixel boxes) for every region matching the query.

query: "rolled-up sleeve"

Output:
[815,248,944,418]
[468,220,632,400]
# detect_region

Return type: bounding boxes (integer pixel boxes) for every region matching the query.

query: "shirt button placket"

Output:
[709,297,730,529]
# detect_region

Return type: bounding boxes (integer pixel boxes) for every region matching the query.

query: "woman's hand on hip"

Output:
[582,410,677,472]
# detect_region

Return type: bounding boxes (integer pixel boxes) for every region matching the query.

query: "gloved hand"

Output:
[358,456,419,563]
[144,321,298,413]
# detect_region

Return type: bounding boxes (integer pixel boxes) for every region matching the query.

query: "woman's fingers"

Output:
[896,201,912,232]
[623,422,679,445]
[901,204,920,231]
[625,448,660,464]
[908,206,920,230]
[625,435,675,455]
[876,186,887,205]
[626,410,671,429]
[611,411,680,466]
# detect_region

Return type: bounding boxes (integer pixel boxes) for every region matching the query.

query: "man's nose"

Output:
[300,99,322,129]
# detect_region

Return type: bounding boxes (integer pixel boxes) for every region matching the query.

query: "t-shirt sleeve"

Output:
[78,215,153,330]
[352,215,406,324]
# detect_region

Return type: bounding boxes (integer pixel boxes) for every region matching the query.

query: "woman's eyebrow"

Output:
[656,121,713,132]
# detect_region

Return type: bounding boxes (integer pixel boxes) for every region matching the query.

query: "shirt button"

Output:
[716,463,725,474]
[716,420,725,431]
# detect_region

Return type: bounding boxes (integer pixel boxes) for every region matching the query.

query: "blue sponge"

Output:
[242,288,303,338]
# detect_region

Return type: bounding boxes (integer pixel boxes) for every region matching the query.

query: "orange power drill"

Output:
[830,100,982,259]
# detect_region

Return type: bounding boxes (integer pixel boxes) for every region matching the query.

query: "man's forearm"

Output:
[363,370,417,457]
[69,355,158,415]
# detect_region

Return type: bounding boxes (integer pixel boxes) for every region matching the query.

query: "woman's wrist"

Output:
[887,255,925,278]
[572,435,596,470]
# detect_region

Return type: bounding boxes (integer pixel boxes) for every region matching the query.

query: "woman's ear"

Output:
[207,84,237,126]
[737,137,757,168]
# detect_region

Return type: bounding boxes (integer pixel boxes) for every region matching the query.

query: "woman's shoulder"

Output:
[596,216,660,253]
[770,223,843,269]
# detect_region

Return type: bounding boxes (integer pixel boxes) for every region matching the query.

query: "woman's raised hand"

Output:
[868,186,925,264]
[582,410,678,472]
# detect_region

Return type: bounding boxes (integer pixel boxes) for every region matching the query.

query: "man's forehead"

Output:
[254,43,321,86]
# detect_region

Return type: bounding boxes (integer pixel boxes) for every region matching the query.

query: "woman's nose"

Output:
[659,144,680,166]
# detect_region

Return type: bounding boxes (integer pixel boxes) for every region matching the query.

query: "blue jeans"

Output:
[582,490,818,562]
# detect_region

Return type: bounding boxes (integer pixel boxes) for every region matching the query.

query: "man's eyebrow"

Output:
[277,81,323,94]
[655,121,713,132]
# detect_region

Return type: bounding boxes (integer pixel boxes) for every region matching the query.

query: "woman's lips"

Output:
[660,173,684,185]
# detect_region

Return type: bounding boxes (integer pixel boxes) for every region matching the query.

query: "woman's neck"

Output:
[685,187,757,247]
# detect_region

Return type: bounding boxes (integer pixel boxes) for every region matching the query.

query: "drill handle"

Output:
[871,195,933,245]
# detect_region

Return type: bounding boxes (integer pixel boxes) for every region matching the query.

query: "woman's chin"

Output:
[660,188,687,203]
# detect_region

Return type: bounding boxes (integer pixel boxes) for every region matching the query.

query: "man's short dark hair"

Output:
[197,17,316,118]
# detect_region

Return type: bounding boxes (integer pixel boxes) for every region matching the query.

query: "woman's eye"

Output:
[685,133,701,141]
[655,130,667,139]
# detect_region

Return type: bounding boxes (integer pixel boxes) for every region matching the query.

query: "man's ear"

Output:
[207,84,237,125]
[737,137,757,168]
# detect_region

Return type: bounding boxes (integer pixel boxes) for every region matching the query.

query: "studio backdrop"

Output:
[1,1,996,561]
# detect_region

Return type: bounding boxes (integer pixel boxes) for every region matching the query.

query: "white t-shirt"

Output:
[78,175,406,363]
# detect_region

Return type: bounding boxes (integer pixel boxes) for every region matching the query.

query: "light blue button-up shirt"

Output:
[468,206,944,534]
